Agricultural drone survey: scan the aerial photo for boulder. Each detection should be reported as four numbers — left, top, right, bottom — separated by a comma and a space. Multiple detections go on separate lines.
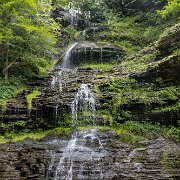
51, 7, 71, 27
134, 54, 180, 85
157, 23, 180, 52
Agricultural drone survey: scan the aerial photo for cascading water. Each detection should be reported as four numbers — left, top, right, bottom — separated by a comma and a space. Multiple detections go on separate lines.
46, 84, 106, 180
50, 42, 79, 90
62, 42, 79, 69
50, 42, 79, 127
69, 1, 79, 27
48, 26, 105, 179
71, 84, 96, 131
51, 75, 61, 90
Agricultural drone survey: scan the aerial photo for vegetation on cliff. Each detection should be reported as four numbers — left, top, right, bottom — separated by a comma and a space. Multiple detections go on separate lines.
0, 0, 179, 143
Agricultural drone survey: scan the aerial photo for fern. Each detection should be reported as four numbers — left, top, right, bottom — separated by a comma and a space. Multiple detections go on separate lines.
158, 0, 180, 19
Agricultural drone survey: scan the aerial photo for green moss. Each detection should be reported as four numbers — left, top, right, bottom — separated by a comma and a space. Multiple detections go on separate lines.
153, 101, 180, 113
113, 127, 145, 146
38, 59, 57, 76
0, 127, 71, 144
163, 126, 180, 141
113, 121, 180, 144
98, 74, 180, 123
0, 121, 26, 132
81, 63, 115, 70
26, 90, 41, 110
113, 122, 150, 146
161, 151, 180, 171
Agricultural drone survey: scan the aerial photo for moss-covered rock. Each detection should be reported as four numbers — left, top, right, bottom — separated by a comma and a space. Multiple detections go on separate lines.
157, 23, 180, 52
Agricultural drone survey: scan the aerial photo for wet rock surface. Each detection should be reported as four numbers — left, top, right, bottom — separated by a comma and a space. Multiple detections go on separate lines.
0, 67, 104, 132
0, 130, 179, 180
31, 68, 101, 127
1, 58, 179, 130
57, 41, 125, 67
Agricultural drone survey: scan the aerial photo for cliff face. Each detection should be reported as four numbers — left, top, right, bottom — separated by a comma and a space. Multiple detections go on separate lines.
0, 2, 179, 180
98, 23, 180, 126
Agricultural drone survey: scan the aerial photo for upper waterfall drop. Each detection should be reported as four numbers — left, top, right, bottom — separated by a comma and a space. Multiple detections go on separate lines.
50, 42, 78, 90
62, 42, 79, 69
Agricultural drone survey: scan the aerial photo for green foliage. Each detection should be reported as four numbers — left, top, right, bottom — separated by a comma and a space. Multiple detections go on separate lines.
0, 0, 59, 79
81, 63, 115, 70
52, 0, 70, 7
120, 121, 162, 137
57, 113, 72, 127
63, 25, 78, 41
158, 0, 180, 19
0, 127, 71, 144
104, 0, 144, 16
73, 0, 106, 23
0, 76, 24, 103
164, 126, 180, 141
113, 121, 180, 146
94, 12, 169, 53
98, 74, 180, 124
0, 121, 26, 132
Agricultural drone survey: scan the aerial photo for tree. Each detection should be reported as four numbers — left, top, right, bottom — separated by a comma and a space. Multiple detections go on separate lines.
0, 0, 59, 81
52, 0, 70, 8
103, 0, 144, 16
71, 0, 105, 23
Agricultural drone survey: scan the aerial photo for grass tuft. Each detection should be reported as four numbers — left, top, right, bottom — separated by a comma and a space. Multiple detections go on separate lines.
26, 90, 41, 110
0, 127, 71, 144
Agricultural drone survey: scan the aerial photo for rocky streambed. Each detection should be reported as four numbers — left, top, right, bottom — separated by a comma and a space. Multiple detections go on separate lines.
0, 130, 180, 180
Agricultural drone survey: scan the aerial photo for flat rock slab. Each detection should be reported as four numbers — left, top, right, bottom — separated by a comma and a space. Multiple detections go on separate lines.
0, 131, 179, 180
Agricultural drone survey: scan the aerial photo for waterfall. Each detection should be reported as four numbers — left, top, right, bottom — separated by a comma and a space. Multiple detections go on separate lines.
51, 42, 78, 90
50, 42, 79, 126
47, 84, 105, 180
82, 30, 86, 37
62, 42, 79, 69
69, 1, 81, 27
52, 131, 105, 180
51, 75, 61, 89
71, 84, 96, 134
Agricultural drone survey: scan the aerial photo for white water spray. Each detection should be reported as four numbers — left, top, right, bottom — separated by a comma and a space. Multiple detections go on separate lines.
71, 84, 96, 131
62, 42, 79, 69
49, 84, 105, 180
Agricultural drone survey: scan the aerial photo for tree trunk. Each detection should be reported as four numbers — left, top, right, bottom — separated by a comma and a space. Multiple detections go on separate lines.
4, 47, 9, 82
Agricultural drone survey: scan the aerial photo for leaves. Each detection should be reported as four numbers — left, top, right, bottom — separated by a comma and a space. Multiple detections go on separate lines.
158, 0, 180, 19
0, 0, 59, 79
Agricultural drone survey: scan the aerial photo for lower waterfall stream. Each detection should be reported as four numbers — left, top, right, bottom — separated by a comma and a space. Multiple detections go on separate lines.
46, 84, 106, 180
48, 43, 106, 179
